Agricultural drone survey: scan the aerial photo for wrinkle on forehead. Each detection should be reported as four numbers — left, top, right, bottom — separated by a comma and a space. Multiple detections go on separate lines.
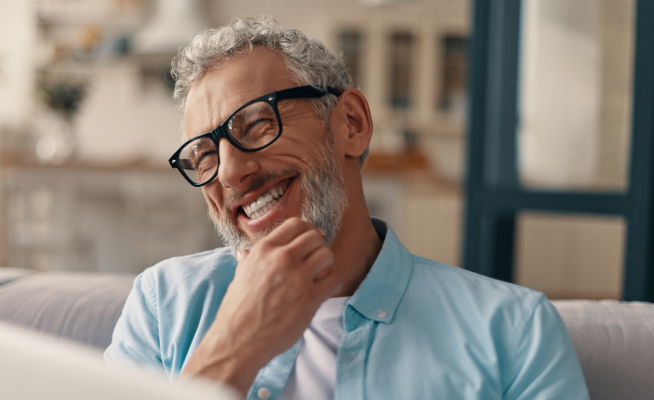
183, 48, 295, 140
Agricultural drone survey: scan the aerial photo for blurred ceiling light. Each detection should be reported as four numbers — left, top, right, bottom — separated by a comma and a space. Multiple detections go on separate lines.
132, 0, 204, 55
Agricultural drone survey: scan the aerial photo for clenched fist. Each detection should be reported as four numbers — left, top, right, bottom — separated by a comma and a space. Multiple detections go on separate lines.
182, 218, 342, 397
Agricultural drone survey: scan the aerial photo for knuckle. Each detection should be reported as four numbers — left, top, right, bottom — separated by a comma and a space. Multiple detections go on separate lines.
259, 234, 276, 247
317, 246, 334, 261
300, 229, 324, 247
287, 273, 306, 288
286, 217, 304, 227
307, 229, 323, 240
273, 248, 294, 266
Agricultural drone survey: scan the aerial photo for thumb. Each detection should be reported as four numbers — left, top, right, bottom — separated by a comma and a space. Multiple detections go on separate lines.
236, 249, 250, 263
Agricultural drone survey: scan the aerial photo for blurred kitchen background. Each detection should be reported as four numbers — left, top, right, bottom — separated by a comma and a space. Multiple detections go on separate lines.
0, 0, 640, 300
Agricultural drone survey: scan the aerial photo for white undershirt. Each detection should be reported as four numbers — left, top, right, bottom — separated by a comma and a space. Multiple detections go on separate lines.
279, 296, 351, 400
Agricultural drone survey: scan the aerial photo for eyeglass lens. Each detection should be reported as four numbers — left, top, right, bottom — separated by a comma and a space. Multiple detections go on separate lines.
179, 137, 218, 185
228, 101, 280, 149
177, 101, 281, 185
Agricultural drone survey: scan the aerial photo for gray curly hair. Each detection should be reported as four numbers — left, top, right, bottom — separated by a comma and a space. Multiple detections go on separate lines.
171, 16, 369, 166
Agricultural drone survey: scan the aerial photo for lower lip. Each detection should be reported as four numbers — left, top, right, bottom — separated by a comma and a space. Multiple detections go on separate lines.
237, 178, 297, 234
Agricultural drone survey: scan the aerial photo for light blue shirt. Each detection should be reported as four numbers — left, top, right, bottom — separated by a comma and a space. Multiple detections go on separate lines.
105, 219, 589, 399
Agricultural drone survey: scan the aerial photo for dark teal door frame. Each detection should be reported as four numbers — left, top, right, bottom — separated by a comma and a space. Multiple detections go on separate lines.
462, 0, 654, 301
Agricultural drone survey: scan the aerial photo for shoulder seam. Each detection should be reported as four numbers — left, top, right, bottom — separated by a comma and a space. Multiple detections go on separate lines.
141, 271, 162, 361
138, 271, 160, 324
503, 292, 546, 392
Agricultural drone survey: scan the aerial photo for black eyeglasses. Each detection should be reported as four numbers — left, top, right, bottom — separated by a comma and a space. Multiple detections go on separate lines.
169, 85, 342, 187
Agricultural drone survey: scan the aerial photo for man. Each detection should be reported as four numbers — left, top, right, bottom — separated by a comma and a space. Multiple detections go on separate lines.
106, 17, 589, 400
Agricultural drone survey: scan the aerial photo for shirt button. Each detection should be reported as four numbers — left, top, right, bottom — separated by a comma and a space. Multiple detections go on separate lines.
257, 387, 271, 399
378, 310, 387, 318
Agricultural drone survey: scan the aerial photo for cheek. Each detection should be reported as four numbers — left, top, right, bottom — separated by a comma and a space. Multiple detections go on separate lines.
272, 124, 329, 161
201, 185, 226, 212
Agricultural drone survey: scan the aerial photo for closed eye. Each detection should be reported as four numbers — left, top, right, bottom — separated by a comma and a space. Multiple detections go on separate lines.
194, 149, 217, 169
246, 118, 273, 131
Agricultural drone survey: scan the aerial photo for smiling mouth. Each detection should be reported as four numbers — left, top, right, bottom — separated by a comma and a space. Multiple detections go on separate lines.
242, 179, 291, 219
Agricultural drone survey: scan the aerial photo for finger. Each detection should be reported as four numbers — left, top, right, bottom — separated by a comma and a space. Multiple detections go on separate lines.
315, 265, 332, 281
303, 246, 334, 277
312, 273, 342, 302
236, 249, 250, 263
264, 217, 314, 246
286, 229, 327, 262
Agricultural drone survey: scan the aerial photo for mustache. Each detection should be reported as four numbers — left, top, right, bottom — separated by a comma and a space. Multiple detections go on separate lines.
223, 166, 301, 210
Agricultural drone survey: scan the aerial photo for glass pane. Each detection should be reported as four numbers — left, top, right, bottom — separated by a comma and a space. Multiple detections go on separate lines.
179, 137, 218, 185
518, 0, 635, 191
439, 35, 469, 119
515, 212, 625, 299
338, 30, 364, 89
389, 31, 415, 109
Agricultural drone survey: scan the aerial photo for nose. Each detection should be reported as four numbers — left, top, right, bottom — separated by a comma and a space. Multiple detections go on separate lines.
216, 138, 259, 190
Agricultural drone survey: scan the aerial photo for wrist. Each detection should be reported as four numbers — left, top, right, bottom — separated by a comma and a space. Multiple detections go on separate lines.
182, 342, 264, 397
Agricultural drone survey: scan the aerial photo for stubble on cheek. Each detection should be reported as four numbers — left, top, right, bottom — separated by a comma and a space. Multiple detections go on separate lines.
207, 199, 255, 255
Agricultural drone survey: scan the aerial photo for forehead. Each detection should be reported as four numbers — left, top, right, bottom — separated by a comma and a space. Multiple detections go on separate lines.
184, 47, 295, 138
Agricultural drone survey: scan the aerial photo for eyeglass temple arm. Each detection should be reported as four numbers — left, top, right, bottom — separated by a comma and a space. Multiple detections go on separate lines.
275, 86, 342, 101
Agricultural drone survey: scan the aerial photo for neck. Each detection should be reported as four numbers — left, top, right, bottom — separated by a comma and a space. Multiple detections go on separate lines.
328, 185, 383, 297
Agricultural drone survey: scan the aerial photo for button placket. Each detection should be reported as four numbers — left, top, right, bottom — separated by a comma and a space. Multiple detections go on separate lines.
246, 341, 300, 400
335, 319, 374, 400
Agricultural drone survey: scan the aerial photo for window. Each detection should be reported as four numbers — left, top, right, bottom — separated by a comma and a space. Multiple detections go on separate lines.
462, 0, 654, 302
337, 30, 363, 88
389, 32, 414, 109
439, 35, 469, 116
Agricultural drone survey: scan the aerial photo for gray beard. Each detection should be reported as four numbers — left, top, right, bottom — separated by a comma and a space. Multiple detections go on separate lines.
208, 141, 348, 257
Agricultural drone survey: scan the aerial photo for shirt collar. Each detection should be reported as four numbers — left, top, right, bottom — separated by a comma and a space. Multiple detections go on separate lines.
344, 218, 413, 331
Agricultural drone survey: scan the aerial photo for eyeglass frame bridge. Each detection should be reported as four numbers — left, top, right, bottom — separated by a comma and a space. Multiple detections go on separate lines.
168, 85, 342, 187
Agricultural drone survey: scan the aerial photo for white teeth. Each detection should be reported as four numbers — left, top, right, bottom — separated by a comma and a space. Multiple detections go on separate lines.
243, 185, 287, 219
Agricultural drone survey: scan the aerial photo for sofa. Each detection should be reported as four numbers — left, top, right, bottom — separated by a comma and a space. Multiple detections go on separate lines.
0, 267, 652, 400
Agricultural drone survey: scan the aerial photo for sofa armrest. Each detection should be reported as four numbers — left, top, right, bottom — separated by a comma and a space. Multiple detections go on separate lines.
0, 272, 135, 350
553, 300, 654, 400
0, 267, 37, 286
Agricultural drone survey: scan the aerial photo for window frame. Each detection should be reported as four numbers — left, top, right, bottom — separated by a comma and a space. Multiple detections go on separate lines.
462, 0, 654, 301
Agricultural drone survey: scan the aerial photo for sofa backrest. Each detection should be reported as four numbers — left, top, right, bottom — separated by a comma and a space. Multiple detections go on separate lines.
553, 300, 654, 400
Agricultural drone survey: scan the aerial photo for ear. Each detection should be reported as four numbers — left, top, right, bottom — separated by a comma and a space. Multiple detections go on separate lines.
331, 89, 373, 161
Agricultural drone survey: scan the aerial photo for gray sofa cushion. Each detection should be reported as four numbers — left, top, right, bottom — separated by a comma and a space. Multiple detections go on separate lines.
0, 272, 135, 350
0, 267, 37, 286
553, 300, 654, 400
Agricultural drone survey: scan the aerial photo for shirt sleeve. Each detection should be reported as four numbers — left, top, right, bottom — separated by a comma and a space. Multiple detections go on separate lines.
503, 295, 590, 400
104, 272, 165, 375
